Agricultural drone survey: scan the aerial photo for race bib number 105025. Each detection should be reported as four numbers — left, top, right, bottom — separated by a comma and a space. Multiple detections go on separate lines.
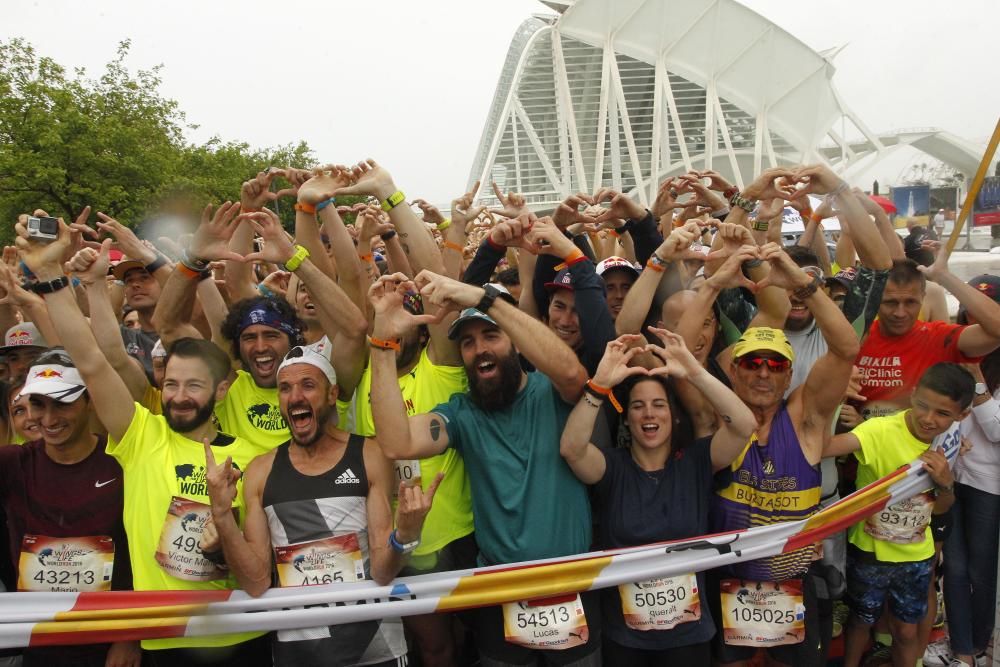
721, 579, 805, 647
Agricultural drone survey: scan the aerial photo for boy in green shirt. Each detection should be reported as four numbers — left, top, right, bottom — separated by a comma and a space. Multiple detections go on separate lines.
824, 362, 972, 667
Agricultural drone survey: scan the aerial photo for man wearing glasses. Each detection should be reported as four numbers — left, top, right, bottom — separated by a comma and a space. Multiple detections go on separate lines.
706, 244, 859, 666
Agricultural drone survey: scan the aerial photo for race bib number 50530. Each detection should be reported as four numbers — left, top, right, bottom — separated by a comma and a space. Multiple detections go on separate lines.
618, 573, 701, 631
721, 579, 805, 647
502, 594, 589, 650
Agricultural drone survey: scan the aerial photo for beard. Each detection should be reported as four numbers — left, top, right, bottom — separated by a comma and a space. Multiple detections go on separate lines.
163, 397, 216, 433
466, 349, 523, 412
286, 401, 336, 448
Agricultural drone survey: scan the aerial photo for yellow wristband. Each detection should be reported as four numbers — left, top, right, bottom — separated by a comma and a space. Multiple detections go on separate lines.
436, 218, 452, 231
381, 191, 406, 212
283, 245, 310, 272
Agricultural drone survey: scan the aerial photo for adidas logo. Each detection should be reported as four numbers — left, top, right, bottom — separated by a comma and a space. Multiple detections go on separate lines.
334, 469, 361, 484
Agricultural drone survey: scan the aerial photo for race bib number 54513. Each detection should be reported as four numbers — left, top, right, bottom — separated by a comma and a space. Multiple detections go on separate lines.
721, 579, 805, 647
502, 594, 589, 650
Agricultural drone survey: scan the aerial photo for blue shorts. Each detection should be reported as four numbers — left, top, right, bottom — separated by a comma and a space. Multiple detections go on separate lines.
845, 547, 933, 625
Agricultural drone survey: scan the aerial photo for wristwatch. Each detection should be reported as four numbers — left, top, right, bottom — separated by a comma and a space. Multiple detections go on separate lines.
475, 283, 503, 313
975, 382, 989, 396
389, 529, 420, 555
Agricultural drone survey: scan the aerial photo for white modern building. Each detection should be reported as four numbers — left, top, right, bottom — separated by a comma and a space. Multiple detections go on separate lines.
468, 0, 990, 211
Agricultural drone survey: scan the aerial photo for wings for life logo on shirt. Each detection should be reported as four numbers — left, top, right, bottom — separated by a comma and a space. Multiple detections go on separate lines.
246, 403, 287, 431
175, 461, 241, 497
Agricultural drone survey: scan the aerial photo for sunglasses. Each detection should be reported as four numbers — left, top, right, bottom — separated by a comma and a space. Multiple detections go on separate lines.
736, 356, 791, 373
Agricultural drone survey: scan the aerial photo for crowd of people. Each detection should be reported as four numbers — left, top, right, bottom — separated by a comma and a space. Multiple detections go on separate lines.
0, 159, 996, 667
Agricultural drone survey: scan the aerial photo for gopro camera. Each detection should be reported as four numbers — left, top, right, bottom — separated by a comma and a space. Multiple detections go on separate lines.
26, 216, 59, 242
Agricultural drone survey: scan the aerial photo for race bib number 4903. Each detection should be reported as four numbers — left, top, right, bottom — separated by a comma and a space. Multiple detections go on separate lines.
618, 573, 701, 631
274, 533, 365, 587
18, 535, 114, 592
156, 496, 227, 582
502, 594, 589, 650
721, 579, 805, 647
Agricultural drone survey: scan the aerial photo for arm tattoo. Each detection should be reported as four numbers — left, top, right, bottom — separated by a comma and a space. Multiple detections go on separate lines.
429, 418, 442, 441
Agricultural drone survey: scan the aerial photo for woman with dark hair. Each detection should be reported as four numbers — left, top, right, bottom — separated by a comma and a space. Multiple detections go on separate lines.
944, 275, 1000, 667
559, 329, 756, 665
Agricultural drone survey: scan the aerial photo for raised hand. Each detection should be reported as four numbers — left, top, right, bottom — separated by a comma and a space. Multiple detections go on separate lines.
204, 439, 241, 518
756, 198, 785, 222
652, 177, 685, 220
705, 245, 760, 292
64, 239, 112, 286
395, 472, 444, 543
369, 273, 440, 340
645, 327, 703, 380
741, 167, 799, 201
240, 169, 285, 211
188, 202, 244, 263
525, 216, 577, 258
0, 261, 43, 310
332, 159, 397, 201
920, 449, 954, 489
95, 212, 157, 263
412, 198, 446, 227
755, 242, 814, 291
788, 163, 846, 200
552, 193, 598, 229
916, 239, 951, 284
356, 206, 394, 249
490, 182, 529, 218
592, 335, 649, 388
298, 166, 352, 206
451, 181, 486, 227
241, 209, 295, 266
489, 214, 536, 253
594, 187, 646, 224
14, 209, 74, 277
413, 269, 485, 316
654, 221, 707, 262
697, 169, 735, 193
677, 173, 727, 212
259, 270, 291, 300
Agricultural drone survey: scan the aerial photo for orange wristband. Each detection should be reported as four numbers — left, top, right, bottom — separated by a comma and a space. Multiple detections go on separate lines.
177, 263, 205, 280
608, 229, 620, 239
368, 335, 400, 352
585, 379, 623, 413
554, 248, 586, 271
295, 202, 317, 214
809, 211, 823, 223
645, 258, 665, 273
443, 240, 464, 252
358, 252, 374, 263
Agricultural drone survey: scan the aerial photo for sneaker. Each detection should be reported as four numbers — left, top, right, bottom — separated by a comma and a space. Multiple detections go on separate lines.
948, 660, 973, 667
974, 652, 990, 667
923, 638, 954, 666
862, 642, 893, 667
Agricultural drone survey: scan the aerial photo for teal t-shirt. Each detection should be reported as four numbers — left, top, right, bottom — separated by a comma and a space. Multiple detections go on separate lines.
433, 372, 591, 565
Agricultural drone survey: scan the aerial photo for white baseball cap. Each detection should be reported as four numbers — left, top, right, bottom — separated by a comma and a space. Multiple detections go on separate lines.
20, 363, 87, 403
278, 346, 337, 385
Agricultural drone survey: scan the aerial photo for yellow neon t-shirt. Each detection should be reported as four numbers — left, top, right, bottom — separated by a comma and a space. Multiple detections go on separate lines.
141, 383, 162, 415
353, 347, 473, 557
214, 370, 289, 450
107, 403, 272, 650
848, 410, 936, 563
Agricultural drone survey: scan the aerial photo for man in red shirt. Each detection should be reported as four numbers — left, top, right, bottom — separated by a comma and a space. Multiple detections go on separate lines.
855, 254, 1000, 420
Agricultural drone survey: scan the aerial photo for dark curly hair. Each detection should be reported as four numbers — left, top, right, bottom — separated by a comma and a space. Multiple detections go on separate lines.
612, 374, 694, 453
220, 296, 306, 362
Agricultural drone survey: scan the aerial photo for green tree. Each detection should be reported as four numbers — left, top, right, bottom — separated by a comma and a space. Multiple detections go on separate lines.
0, 38, 315, 244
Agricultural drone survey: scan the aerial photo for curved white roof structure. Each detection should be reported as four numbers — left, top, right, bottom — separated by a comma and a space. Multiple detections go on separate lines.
468, 0, 990, 210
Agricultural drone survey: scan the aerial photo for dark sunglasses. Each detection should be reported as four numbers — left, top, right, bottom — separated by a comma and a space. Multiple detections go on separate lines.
736, 356, 791, 373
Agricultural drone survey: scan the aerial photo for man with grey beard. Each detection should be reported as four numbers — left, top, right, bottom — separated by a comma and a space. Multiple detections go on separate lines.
370, 271, 602, 667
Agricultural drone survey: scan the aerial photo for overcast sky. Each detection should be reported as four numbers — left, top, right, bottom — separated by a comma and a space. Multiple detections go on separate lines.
6, 0, 998, 205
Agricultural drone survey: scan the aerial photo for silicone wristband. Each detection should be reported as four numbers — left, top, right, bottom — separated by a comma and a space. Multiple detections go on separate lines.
315, 197, 336, 212
294, 202, 317, 214
283, 245, 310, 272
368, 335, 401, 352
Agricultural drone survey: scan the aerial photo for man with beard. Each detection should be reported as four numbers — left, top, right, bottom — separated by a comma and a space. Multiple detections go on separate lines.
18, 220, 273, 666
204, 345, 439, 667
370, 271, 600, 666
153, 203, 369, 451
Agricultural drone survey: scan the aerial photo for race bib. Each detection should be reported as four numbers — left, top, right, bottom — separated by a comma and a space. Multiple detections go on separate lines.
721, 579, 806, 647
502, 594, 589, 650
18, 535, 114, 592
274, 533, 365, 587
393, 460, 422, 500
156, 496, 228, 582
864, 491, 934, 544
618, 573, 701, 631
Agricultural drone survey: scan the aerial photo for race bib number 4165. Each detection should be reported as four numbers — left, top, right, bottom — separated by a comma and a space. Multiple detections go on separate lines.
274, 533, 365, 587
721, 579, 805, 647
502, 594, 589, 650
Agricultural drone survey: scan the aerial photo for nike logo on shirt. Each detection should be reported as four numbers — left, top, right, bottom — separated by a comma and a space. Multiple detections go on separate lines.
94, 479, 117, 488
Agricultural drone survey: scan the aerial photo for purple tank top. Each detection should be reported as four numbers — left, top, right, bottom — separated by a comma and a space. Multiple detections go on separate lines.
710, 402, 821, 581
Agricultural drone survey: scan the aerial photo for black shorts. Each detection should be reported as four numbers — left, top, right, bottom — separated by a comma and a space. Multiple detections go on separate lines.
931, 509, 952, 544
398, 532, 479, 577
707, 566, 825, 667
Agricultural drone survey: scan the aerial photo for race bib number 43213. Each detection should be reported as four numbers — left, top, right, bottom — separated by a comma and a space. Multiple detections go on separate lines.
618, 573, 701, 631
18, 535, 114, 592
721, 579, 805, 647
502, 594, 589, 650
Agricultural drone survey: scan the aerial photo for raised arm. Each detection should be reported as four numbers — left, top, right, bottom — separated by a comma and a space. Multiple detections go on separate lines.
560, 337, 646, 484
14, 220, 135, 441
368, 275, 451, 460
415, 269, 588, 403
65, 245, 150, 401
